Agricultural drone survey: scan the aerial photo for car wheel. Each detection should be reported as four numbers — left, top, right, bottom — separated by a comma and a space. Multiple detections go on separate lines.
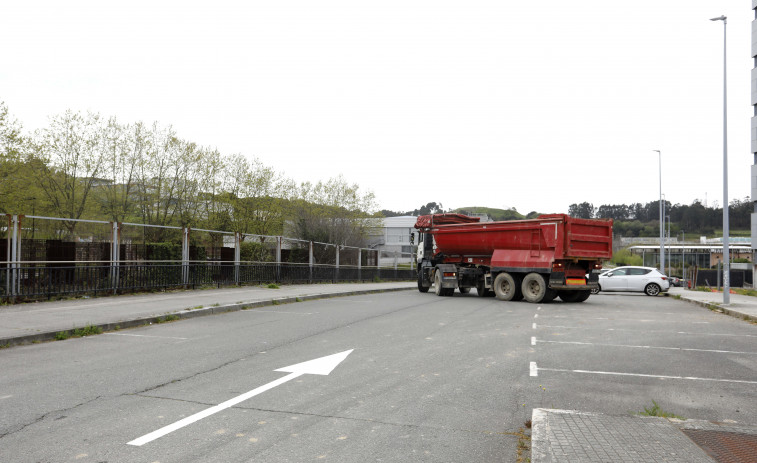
644, 283, 661, 296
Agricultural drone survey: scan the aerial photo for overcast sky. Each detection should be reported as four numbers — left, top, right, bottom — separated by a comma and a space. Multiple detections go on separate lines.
1, 1, 753, 215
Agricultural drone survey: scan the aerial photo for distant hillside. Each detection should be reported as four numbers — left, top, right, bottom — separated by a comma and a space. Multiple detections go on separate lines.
453, 207, 541, 221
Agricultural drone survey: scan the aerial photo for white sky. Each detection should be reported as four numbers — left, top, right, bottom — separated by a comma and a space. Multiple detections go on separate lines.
1, 1, 753, 215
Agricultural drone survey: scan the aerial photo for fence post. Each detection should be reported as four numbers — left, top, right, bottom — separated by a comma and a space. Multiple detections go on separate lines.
358, 248, 362, 282
110, 221, 121, 294
5, 215, 10, 298
9, 215, 21, 297
309, 241, 314, 282
276, 236, 282, 283
11, 215, 24, 296
234, 232, 242, 285
182, 227, 190, 286
335, 245, 340, 283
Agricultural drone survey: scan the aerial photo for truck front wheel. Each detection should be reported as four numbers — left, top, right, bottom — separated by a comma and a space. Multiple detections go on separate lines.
522, 273, 547, 303
417, 271, 429, 293
493, 273, 521, 301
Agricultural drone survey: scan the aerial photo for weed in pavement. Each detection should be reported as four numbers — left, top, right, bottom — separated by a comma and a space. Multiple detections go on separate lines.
636, 400, 684, 419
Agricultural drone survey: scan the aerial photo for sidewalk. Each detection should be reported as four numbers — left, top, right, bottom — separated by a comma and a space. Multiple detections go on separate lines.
532, 408, 757, 462
0, 282, 416, 347
667, 287, 757, 323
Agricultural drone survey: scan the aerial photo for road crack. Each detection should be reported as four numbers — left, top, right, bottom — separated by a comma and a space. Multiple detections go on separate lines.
0, 395, 103, 440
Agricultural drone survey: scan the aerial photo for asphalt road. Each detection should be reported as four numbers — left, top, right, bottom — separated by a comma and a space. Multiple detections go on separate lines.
1, 290, 755, 462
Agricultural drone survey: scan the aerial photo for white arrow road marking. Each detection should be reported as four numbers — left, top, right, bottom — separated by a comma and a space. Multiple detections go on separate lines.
530, 362, 538, 377
128, 349, 353, 446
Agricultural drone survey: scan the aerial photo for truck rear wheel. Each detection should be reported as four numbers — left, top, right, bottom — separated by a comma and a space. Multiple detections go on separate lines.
558, 290, 581, 302
433, 270, 454, 297
522, 273, 547, 303
493, 273, 521, 301
542, 289, 558, 303
476, 281, 493, 297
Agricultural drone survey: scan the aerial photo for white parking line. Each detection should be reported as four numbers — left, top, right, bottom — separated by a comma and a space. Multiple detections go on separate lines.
533, 338, 757, 355
105, 333, 189, 340
532, 323, 537, 330
252, 310, 315, 315
534, 314, 539, 319
534, 324, 757, 338
532, 365, 757, 385
545, 315, 705, 323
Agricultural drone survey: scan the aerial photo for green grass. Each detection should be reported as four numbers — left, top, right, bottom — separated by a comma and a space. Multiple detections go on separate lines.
713, 229, 750, 237
693, 286, 757, 297
636, 400, 684, 419
267, 283, 280, 289
156, 315, 180, 323
55, 324, 103, 341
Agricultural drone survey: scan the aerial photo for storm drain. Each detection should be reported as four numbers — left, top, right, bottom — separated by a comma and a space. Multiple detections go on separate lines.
682, 429, 757, 463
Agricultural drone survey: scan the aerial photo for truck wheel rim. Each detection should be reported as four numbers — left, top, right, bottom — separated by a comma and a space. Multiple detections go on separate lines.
527, 281, 539, 296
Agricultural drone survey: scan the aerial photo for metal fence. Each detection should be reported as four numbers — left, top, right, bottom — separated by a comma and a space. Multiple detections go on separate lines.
2, 214, 415, 302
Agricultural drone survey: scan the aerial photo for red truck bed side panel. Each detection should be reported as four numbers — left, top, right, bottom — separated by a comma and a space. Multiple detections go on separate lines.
418, 214, 612, 266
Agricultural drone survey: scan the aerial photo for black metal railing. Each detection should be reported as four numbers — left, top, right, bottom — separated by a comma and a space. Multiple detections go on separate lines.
0, 262, 414, 302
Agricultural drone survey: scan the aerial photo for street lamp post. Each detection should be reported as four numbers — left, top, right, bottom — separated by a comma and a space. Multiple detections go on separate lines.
682, 229, 685, 283
666, 215, 671, 276
654, 150, 664, 273
711, 15, 729, 304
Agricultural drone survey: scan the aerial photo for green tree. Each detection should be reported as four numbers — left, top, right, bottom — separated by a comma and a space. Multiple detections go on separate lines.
568, 202, 595, 219
292, 175, 378, 247
29, 110, 105, 233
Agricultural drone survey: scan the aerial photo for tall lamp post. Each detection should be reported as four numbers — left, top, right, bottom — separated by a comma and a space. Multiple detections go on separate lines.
711, 15, 729, 304
666, 215, 671, 276
654, 150, 664, 273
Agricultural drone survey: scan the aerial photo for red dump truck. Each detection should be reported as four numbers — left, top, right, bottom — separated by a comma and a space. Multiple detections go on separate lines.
414, 213, 613, 303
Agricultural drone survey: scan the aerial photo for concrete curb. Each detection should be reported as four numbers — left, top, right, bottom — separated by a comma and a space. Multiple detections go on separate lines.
0, 286, 414, 348
665, 293, 757, 323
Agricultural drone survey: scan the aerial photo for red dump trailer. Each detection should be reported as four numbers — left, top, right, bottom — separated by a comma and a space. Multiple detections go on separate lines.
414, 213, 613, 303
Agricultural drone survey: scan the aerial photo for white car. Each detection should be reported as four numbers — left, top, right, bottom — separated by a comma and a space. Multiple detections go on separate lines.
596, 266, 670, 296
